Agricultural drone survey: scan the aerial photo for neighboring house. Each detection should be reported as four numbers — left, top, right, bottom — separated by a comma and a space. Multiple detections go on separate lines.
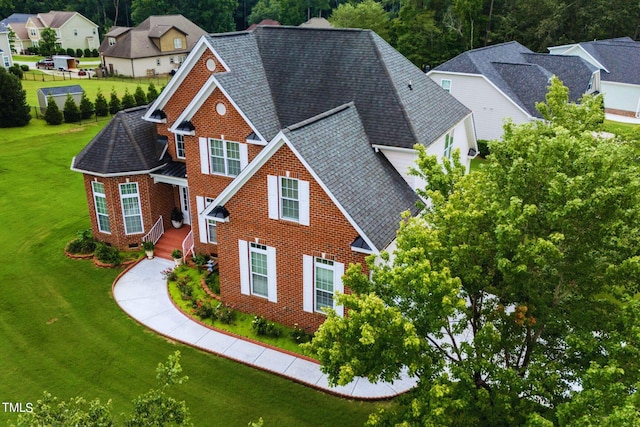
37, 85, 84, 114
247, 19, 280, 30
548, 37, 640, 118
72, 26, 476, 332
429, 41, 599, 141
0, 23, 12, 67
99, 15, 207, 77
25, 11, 99, 51
0, 13, 35, 54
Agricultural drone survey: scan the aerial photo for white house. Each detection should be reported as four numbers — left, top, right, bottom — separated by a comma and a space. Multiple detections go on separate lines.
0, 23, 13, 67
549, 37, 640, 118
25, 11, 99, 51
428, 41, 599, 141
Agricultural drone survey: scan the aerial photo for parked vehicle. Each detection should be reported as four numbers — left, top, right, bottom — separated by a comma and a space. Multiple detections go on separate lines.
36, 58, 54, 70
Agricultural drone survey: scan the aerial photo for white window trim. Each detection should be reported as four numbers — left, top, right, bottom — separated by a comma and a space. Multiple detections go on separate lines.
444, 132, 454, 159
92, 181, 110, 234
196, 196, 217, 244
267, 175, 310, 226
119, 182, 144, 235
199, 137, 248, 177
441, 79, 452, 93
279, 176, 299, 221
303, 255, 344, 316
239, 239, 277, 302
174, 37, 183, 49
175, 134, 185, 159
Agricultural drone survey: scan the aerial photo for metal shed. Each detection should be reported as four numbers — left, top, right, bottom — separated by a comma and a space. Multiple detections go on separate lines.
37, 85, 84, 114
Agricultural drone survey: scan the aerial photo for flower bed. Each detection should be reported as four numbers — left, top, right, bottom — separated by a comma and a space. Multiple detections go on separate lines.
166, 265, 314, 356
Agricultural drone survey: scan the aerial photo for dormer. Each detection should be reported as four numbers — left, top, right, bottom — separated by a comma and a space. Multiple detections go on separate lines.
148, 25, 188, 53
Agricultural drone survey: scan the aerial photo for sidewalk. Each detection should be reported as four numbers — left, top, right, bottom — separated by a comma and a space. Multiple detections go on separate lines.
112, 258, 418, 399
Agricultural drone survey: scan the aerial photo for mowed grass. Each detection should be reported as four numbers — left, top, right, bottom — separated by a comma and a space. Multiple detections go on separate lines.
0, 118, 386, 425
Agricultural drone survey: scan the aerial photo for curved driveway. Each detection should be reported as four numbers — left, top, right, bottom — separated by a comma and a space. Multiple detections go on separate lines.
112, 258, 418, 399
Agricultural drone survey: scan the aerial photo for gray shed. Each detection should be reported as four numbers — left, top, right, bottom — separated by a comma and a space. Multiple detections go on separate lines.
37, 85, 84, 114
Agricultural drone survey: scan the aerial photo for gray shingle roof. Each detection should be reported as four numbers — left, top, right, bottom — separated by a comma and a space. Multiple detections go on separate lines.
39, 85, 84, 97
0, 13, 34, 25
206, 26, 469, 148
283, 103, 421, 251
435, 41, 597, 117
573, 37, 640, 85
72, 106, 169, 175
100, 15, 206, 59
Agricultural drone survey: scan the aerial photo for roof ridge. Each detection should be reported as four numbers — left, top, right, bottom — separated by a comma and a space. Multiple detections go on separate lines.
285, 102, 354, 132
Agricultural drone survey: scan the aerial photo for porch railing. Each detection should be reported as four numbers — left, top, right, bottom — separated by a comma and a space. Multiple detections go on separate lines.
143, 216, 164, 245
182, 230, 194, 260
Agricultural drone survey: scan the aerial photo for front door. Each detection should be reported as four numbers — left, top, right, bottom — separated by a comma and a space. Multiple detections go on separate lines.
179, 186, 191, 225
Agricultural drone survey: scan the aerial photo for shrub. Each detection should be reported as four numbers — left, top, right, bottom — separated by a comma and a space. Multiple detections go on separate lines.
215, 303, 235, 324
67, 230, 97, 254
108, 88, 121, 114
94, 89, 109, 116
92, 48, 99, 57
477, 139, 490, 158
84, 48, 91, 58
63, 93, 80, 123
177, 276, 192, 300
8, 64, 23, 79
66, 48, 75, 57
79, 92, 94, 119
76, 48, 84, 58
121, 88, 136, 109
94, 242, 121, 265
0, 68, 30, 127
290, 324, 313, 344
44, 95, 63, 125
147, 82, 159, 103
194, 299, 216, 320
252, 316, 281, 337
19, 64, 29, 72
204, 272, 220, 294
133, 85, 147, 106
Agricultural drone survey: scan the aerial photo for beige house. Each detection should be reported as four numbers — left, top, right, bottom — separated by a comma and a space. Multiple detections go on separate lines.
0, 14, 35, 54
99, 15, 207, 77
25, 11, 99, 51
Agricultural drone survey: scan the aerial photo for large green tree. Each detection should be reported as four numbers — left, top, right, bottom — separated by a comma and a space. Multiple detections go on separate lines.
306, 78, 640, 425
38, 27, 59, 57
329, 0, 391, 41
0, 67, 30, 127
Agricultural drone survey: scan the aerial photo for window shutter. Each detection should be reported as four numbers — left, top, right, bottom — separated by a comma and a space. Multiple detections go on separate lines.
267, 246, 277, 303
303, 255, 313, 313
267, 175, 279, 220
238, 240, 250, 296
334, 261, 345, 317
199, 137, 209, 174
239, 143, 248, 171
299, 180, 310, 226
196, 196, 207, 243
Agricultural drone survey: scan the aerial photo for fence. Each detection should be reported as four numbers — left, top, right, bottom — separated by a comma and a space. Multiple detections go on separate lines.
22, 70, 171, 86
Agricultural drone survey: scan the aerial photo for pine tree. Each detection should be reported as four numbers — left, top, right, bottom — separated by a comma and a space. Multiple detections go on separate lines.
0, 67, 30, 127
79, 92, 94, 120
63, 93, 80, 123
147, 82, 159, 104
43, 95, 63, 125
94, 89, 108, 117
134, 85, 147, 106
121, 88, 136, 109
108, 88, 121, 115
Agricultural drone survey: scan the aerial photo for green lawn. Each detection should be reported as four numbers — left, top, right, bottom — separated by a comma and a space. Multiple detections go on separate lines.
0, 118, 386, 425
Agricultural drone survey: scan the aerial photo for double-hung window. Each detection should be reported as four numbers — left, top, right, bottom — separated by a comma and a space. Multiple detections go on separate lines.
267, 175, 309, 225
92, 181, 110, 233
196, 196, 217, 244
119, 182, 143, 234
303, 255, 344, 316
280, 177, 299, 221
205, 197, 216, 243
210, 139, 241, 176
250, 243, 268, 297
175, 134, 185, 159
238, 240, 277, 302
444, 132, 454, 159
314, 258, 334, 311
174, 38, 183, 49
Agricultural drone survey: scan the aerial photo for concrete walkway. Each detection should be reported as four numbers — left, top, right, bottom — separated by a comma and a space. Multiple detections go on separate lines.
112, 258, 418, 399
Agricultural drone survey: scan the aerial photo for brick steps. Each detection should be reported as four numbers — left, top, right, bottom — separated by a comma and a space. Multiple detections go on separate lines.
154, 225, 191, 260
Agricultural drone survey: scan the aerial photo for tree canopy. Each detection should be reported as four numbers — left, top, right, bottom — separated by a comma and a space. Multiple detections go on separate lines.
305, 78, 640, 425
0, 67, 30, 128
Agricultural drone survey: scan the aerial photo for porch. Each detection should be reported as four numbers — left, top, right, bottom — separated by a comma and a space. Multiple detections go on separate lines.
155, 225, 192, 260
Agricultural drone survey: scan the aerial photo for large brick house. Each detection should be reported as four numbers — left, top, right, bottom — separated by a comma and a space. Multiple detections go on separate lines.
72, 26, 477, 331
